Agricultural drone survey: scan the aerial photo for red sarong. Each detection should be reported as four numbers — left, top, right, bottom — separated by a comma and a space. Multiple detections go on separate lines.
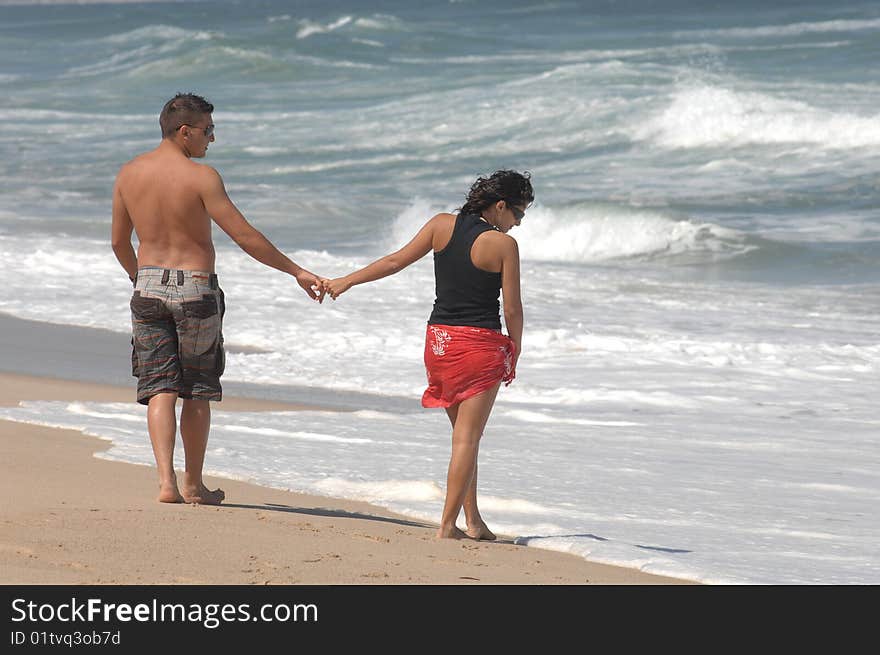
421, 324, 516, 409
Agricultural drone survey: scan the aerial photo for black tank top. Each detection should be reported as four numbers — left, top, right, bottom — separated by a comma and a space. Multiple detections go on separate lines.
427, 213, 502, 329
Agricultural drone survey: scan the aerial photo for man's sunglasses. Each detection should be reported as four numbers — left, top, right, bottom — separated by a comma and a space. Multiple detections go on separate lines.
183, 124, 214, 137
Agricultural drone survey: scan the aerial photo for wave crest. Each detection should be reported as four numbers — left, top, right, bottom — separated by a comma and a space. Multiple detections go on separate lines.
636, 84, 880, 150
514, 204, 751, 263
101, 24, 216, 44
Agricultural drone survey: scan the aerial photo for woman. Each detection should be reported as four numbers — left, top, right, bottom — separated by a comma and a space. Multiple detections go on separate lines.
323, 170, 533, 539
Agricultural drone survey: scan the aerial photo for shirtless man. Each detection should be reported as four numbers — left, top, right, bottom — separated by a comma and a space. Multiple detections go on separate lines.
111, 92, 324, 505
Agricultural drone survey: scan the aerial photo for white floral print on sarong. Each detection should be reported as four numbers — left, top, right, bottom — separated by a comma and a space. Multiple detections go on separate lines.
429, 326, 452, 356
500, 345, 513, 379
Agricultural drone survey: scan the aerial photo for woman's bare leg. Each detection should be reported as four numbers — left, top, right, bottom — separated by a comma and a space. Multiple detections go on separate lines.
437, 382, 501, 539
462, 457, 496, 540
444, 405, 496, 540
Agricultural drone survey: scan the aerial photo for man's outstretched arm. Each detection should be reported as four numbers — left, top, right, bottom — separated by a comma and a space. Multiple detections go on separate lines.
201, 166, 324, 302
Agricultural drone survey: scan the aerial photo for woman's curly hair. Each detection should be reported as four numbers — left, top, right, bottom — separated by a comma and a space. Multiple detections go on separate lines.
458, 170, 534, 216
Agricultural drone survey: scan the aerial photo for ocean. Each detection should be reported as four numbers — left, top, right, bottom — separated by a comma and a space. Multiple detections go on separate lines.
0, 0, 878, 584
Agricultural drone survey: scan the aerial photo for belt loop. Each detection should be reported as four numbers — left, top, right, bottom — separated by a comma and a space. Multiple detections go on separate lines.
177, 270, 184, 285
161, 269, 169, 285
210, 273, 218, 290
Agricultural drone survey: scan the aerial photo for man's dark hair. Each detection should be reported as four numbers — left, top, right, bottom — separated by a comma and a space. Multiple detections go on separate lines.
458, 170, 534, 216
159, 92, 214, 138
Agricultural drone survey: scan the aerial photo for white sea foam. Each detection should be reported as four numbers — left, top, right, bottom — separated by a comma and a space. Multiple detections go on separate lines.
353, 15, 403, 31
296, 16, 353, 39
1, 230, 876, 398
391, 39, 853, 68
241, 146, 291, 156
504, 409, 643, 427
100, 24, 216, 44
636, 84, 880, 150
351, 38, 384, 48
64, 402, 142, 422
512, 203, 752, 263
678, 17, 880, 39
63, 44, 183, 78
269, 153, 415, 174
0, 108, 149, 122
225, 425, 374, 444
314, 478, 443, 503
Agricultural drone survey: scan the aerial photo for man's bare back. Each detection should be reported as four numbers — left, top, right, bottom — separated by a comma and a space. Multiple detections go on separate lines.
115, 141, 218, 272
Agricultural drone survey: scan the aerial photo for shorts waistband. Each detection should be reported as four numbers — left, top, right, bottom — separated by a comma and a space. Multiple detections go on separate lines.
135, 267, 218, 289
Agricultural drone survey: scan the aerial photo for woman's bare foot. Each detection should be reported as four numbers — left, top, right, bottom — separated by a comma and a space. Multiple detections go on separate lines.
436, 525, 470, 539
466, 523, 497, 541
157, 482, 184, 504
182, 483, 225, 505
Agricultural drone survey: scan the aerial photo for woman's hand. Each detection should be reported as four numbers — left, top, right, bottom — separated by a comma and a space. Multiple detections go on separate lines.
322, 277, 353, 300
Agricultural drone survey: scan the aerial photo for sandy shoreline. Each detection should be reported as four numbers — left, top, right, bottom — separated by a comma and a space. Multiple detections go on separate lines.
0, 371, 691, 585
0, 309, 691, 584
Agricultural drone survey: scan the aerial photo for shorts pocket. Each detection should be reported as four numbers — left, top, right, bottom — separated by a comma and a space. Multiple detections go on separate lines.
182, 295, 219, 319
130, 292, 166, 320
179, 297, 221, 357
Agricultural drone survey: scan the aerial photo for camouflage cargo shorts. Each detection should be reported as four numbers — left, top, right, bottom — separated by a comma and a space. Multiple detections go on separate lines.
130, 267, 225, 405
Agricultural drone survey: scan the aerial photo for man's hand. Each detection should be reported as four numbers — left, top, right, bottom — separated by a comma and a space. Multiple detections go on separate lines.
295, 269, 326, 303
322, 277, 353, 301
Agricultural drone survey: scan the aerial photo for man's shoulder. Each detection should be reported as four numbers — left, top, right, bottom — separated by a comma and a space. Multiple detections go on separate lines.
181, 160, 221, 183
116, 152, 146, 174
116, 149, 160, 176
120, 152, 220, 180
194, 161, 221, 177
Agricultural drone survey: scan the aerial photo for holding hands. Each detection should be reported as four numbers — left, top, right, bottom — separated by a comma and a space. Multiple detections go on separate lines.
295, 268, 327, 303
321, 276, 353, 300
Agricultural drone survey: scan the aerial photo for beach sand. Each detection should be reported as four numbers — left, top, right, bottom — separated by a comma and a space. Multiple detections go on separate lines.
0, 313, 691, 585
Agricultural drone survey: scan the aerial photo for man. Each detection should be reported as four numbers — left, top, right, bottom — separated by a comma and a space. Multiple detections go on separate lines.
111, 92, 324, 505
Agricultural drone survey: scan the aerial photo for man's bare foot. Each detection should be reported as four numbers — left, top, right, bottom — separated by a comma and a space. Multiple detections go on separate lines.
157, 482, 184, 504
466, 523, 497, 541
182, 484, 225, 505
436, 525, 470, 539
